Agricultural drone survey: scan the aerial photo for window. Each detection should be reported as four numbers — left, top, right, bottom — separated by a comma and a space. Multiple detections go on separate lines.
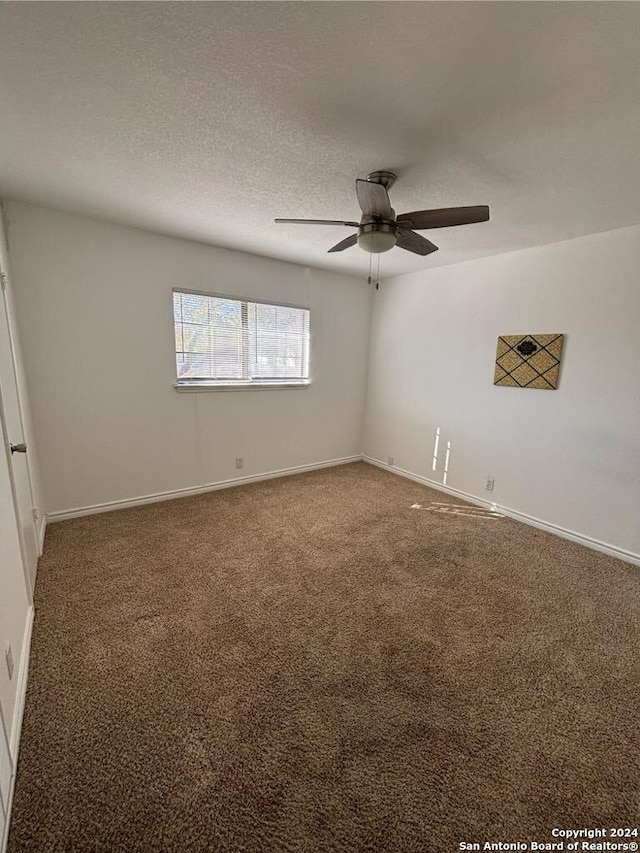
173, 289, 310, 388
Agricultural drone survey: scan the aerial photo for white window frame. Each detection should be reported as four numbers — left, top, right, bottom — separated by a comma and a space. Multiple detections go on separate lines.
172, 288, 311, 391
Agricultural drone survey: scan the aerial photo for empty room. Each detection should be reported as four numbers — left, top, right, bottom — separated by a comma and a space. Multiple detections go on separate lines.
0, 2, 639, 851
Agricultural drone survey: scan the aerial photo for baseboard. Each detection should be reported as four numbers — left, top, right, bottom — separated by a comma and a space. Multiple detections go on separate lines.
47, 455, 363, 523
363, 456, 640, 567
1, 605, 34, 853
364, 456, 495, 510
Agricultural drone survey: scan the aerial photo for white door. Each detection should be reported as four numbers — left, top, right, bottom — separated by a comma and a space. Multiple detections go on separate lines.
0, 696, 12, 842
0, 372, 32, 849
0, 261, 38, 595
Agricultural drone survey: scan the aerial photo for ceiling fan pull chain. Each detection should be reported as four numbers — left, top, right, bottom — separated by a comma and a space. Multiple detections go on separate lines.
375, 253, 380, 290
367, 249, 373, 285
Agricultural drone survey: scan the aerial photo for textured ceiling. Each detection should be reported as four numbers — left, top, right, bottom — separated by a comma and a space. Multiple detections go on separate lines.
1, 2, 640, 277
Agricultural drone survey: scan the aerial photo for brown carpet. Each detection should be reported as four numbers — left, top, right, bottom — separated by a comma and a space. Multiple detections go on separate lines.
8, 462, 640, 852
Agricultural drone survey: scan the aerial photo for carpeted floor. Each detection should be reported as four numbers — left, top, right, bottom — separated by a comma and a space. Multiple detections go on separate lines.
8, 462, 640, 852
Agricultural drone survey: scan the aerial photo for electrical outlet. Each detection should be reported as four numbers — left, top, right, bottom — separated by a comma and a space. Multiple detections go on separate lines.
235, 457, 244, 469
388, 456, 394, 466
5, 644, 14, 680
485, 477, 495, 492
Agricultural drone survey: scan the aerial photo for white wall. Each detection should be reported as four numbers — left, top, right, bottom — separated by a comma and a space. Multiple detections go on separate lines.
364, 225, 640, 558
5, 202, 372, 516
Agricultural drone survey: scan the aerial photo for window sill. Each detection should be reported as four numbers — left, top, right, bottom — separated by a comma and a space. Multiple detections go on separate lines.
174, 381, 311, 392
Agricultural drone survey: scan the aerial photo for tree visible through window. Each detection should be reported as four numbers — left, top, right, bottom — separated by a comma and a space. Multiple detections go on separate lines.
173, 290, 310, 386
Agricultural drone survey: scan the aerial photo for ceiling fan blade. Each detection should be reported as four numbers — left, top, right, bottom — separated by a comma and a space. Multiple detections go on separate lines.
395, 229, 439, 256
356, 179, 392, 219
275, 218, 359, 227
328, 234, 358, 253
397, 205, 490, 230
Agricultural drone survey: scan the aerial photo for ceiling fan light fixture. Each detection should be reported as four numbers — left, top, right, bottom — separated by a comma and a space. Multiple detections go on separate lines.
357, 223, 397, 254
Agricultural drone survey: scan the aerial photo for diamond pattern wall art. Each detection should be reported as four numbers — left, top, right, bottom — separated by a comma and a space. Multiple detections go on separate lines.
493, 334, 565, 389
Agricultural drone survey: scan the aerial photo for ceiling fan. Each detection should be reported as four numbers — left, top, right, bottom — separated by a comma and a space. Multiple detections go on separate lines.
275, 170, 489, 256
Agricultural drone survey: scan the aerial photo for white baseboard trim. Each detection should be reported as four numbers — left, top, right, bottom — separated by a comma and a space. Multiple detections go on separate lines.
1, 605, 34, 853
363, 456, 640, 567
47, 455, 364, 523
364, 456, 495, 510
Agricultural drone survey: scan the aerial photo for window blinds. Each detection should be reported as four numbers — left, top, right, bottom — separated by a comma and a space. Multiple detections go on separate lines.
173, 290, 310, 385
